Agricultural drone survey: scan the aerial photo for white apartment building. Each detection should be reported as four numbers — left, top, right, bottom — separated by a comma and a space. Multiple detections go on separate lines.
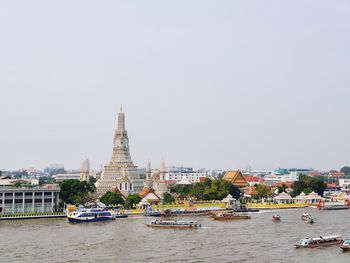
165, 167, 208, 184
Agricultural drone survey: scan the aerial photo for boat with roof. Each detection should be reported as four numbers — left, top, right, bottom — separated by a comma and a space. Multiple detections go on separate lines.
163, 208, 215, 217
340, 239, 350, 251
294, 235, 342, 248
146, 220, 201, 229
67, 208, 115, 223
212, 212, 251, 220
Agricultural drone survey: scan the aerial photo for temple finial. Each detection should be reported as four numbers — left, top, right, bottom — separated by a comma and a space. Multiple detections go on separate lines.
120, 104, 123, 112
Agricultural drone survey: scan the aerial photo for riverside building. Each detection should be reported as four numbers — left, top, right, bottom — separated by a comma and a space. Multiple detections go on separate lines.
95, 106, 144, 196
0, 185, 60, 214
165, 167, 208, 184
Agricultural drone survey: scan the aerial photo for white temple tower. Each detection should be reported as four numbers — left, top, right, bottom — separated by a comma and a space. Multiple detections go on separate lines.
80, 158, 90, 181
95, 106, 144, 196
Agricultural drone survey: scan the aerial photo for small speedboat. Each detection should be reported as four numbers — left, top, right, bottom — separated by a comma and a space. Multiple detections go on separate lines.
146, 220, 201, 229
295, 235, 342, 248
272, 214, 281, 222
67, 208, 115, 223
340, 239, 350, 251
301, 213, 314, 224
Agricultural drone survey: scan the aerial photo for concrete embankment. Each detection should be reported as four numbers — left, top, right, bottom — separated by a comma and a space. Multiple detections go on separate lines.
0, 213, 66, 220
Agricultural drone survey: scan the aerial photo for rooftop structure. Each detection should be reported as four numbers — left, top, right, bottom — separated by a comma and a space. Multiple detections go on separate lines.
223, 171, 249, 188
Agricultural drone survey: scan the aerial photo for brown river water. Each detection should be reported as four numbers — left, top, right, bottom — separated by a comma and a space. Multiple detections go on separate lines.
0, 208, 349, 263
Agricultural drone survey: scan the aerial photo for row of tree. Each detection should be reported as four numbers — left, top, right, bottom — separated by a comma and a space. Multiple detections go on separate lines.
100, 191, 141, 209
170, 178, 241, 200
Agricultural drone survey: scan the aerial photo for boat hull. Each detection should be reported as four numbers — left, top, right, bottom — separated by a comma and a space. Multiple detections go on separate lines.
233, 208, 259, 213
146, 224, 200, 229
67, 217, 115, 223
340, 246, 350, 251
114, 214, 128, 219
295, 240, 341, 248
213, 215, 251, 220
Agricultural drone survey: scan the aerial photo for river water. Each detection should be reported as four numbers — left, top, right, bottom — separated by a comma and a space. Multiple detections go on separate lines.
0, 208, 349, 263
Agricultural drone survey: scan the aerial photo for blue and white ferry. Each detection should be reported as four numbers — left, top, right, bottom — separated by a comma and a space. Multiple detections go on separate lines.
67, 208, 115, 223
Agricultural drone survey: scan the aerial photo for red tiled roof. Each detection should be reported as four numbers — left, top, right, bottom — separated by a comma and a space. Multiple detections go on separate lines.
329, 172, 345, 177
326, 184, 341, 188
197, 177, 207, 183
244, 176, 262, 182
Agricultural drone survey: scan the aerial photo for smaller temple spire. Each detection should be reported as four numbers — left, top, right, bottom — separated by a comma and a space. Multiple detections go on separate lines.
120, 104, 123, 113
117, 105, 125, 131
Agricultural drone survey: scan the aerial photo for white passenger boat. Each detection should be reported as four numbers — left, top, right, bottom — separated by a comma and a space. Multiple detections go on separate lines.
67, 208, 115, 223
295, 235, 342, 248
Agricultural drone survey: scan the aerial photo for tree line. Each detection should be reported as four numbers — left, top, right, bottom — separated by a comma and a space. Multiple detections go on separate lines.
170, 178, 241, 200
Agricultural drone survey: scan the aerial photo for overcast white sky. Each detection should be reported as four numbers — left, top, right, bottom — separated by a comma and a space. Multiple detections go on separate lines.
1, 1, 349, 171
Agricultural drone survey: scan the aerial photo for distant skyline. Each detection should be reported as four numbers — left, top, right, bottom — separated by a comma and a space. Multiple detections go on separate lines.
1, 1, 350, 171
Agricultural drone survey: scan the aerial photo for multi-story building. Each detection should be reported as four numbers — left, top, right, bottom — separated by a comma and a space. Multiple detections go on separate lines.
165, 167, 208, 184
53, 173, 81, 182
0, 185, 60, 214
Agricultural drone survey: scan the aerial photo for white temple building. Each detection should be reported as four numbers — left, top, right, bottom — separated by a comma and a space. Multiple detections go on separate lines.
95, 106, 144, 196
143, 159, 169, 198
80, 158, 90, 181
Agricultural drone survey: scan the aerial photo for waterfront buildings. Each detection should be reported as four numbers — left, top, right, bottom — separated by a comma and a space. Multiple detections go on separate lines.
96, 106, 144, 196
0, 185, 60, 214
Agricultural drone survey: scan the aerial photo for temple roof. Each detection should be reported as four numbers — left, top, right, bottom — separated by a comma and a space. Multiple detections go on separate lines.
223, 170, 249, 188
139, 186, 155, 198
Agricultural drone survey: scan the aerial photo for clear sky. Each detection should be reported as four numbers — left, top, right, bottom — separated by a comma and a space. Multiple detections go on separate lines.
1, 1, 349, 171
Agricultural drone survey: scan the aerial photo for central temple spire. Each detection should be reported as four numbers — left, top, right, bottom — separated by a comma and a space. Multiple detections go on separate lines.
96, 106, 144, 197
118, 105, 125, 131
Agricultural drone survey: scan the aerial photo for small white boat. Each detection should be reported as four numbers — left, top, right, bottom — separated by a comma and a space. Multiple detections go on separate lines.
272, 214, 281, 222
340, 239, 350, 251
301, 213, 314, 224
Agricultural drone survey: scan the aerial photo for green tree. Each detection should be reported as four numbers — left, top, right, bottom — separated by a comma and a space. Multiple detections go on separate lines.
253, 184, 272, 199
170, 184, 193, 199
162, 192, 175, 204
59, 179, 96, 205
126, 194, 141, 208
39, 176, 56, 186
191, 183, 205, 200
100, 191, 124, 206
291, 175, 327, 197
277, 184, 288, 194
